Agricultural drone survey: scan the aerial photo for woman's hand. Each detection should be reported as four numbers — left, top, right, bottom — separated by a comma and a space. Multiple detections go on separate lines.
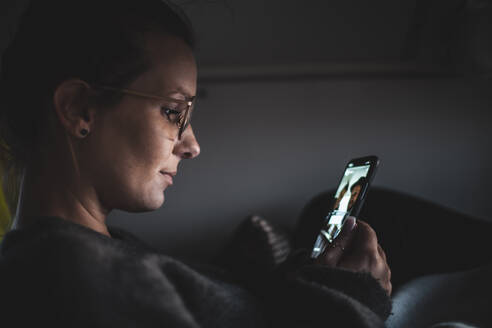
314, 217, 392, 295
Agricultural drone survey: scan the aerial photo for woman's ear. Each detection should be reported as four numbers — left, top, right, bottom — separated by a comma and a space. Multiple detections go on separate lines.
53, 79, 95, 138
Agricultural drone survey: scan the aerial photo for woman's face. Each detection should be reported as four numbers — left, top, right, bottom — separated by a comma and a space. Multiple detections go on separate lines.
348, 185, 362, 210
81, 33, 200, 212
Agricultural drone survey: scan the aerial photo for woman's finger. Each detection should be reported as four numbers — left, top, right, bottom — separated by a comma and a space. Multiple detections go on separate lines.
348, 220, 379, 259
332, 220, 392, 295
338, 220, 382, 272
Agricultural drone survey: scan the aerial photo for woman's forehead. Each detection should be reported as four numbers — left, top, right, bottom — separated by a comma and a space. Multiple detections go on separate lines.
132, 35, 197, 97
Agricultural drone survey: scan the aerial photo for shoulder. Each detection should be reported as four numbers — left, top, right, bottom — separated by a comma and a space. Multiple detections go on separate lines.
1, 217, 123, 265
0, 217, 205, 326
0, 216, 196, 281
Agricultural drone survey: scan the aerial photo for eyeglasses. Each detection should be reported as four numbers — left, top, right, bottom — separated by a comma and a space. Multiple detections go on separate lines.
92, 85, 195, 140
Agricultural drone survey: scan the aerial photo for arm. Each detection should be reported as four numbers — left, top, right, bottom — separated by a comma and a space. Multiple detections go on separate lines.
222, 216, 392, 327
263, 264, 390, 328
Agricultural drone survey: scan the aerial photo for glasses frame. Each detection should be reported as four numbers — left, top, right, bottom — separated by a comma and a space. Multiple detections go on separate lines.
92, 85, 195, 139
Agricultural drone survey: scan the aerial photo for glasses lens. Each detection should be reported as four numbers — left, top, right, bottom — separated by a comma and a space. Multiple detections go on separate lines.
178, 100, 194, 138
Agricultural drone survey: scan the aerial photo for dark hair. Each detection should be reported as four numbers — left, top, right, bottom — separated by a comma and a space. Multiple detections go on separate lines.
350, 177, 366, 191
339, 184, 348, 194
0, 0, 195, 169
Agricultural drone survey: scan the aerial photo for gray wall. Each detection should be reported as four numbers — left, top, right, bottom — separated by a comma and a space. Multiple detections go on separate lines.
108, 77, 492, 259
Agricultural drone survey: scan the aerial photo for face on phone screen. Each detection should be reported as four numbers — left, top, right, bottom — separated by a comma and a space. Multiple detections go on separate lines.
311, 162, 372, 258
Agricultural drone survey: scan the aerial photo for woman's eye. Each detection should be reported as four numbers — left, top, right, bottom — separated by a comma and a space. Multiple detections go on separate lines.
161, 107, 181, 124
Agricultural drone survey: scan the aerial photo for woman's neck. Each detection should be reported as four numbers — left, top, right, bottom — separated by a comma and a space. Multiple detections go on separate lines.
14, 160, 111, 237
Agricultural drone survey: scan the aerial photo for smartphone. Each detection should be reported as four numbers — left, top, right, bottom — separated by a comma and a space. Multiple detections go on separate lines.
311, 156, 380, 259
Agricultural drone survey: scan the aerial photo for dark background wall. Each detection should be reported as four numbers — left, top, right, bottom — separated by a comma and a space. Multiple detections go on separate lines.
1, 0, 491, 259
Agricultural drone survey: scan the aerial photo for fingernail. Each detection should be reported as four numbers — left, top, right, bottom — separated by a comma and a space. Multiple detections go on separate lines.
344, 216, 357, 232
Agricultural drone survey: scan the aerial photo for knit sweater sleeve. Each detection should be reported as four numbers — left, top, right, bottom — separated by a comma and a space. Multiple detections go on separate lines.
256, 266, 389, 328
216, 214, 392, 328
233, 246, 391, 328
110, 224, 391, 328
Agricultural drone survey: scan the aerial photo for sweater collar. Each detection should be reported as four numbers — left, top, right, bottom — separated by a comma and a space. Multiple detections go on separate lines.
0, 215, 151, 256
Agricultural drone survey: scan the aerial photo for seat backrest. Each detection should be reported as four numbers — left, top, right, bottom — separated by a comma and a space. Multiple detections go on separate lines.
293, 187, 492, 289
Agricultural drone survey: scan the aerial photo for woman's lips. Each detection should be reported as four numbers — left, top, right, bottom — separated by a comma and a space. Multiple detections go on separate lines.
159, 171, 175, 185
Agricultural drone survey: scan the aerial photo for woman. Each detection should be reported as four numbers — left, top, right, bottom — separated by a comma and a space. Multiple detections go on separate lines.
0, 0, 391, 327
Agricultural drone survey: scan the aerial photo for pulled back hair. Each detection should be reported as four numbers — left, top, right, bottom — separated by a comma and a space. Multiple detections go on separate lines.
350, 177, 367, 191
0, 0, 195, 170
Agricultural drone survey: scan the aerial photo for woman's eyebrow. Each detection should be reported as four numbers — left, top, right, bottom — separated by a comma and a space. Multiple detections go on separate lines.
170, 85, 195, 97
165, 90, 195, 101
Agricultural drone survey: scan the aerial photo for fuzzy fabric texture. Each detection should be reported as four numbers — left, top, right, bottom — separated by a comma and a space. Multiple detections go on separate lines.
0, 216, 391, 327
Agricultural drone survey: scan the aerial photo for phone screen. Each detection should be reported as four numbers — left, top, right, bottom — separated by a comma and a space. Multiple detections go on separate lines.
311, 156, 379, 258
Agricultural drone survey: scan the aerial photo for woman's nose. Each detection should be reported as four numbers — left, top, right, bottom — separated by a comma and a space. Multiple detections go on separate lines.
174, 125, 200, 159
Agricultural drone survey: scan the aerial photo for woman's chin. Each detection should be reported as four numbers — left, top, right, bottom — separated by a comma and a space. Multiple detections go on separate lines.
146, 193, 166, 211
122, 193, 165, 213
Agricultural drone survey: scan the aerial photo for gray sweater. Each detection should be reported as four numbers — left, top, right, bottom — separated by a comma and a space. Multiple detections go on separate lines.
0, 216, 391, 327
